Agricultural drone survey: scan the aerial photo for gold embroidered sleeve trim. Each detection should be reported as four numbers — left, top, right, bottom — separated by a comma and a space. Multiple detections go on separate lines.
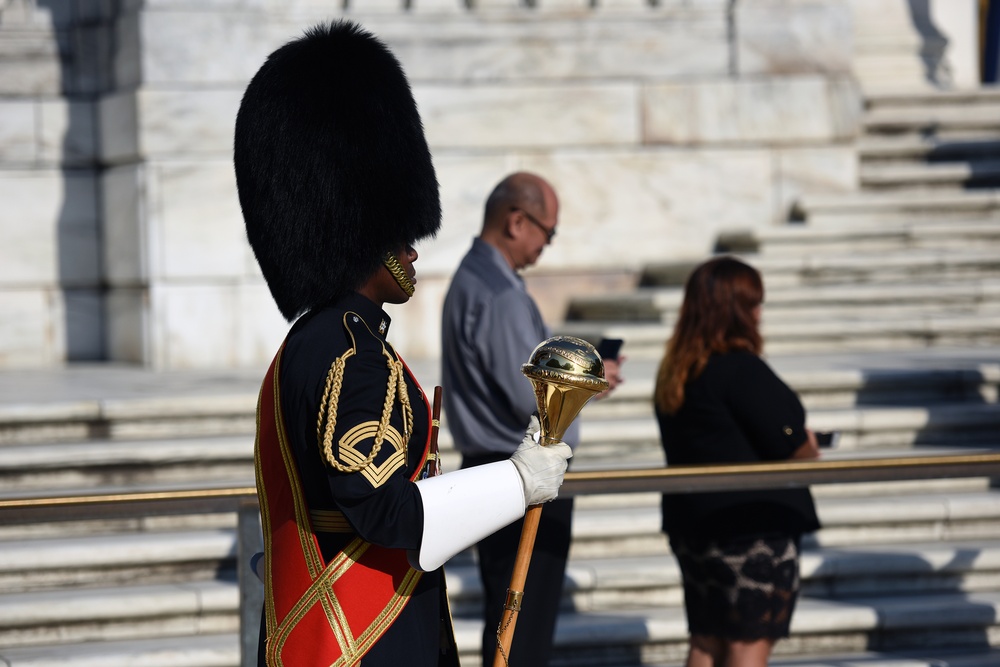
339, 421, 406, 488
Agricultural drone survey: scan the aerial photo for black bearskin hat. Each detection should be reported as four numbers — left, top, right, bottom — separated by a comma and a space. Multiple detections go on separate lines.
234, 21, 441, 321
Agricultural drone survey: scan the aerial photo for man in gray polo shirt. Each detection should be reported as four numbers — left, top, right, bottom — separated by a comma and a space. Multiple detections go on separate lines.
441, 171, 621, 667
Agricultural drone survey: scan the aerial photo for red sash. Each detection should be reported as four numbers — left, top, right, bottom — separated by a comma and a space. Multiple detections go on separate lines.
255, 347, 432, 666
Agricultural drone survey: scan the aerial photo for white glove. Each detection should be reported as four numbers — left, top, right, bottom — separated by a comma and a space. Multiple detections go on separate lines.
509, 416, 573, 506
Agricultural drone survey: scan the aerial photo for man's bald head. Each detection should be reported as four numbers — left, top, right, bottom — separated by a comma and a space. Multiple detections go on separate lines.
479, 172, 559, 271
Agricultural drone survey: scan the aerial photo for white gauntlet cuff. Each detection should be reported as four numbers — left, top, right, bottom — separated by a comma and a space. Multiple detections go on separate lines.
408, 461, 525, 571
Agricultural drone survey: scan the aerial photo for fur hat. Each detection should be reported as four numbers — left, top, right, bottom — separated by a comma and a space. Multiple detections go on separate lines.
234, 21, 441, 320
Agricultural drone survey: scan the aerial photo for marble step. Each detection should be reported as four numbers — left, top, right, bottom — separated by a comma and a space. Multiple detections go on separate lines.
859, 135, 1000, 164
860, 161, 1000, 190
6, 530, 1000, 652
3, 615, 1000, 667
863, 104, 1000, 136
0, 529, 237, 594
579, 403, 1000, 459
717, 220, 1000, 256
560, 313, 1000, 357
766, 650, 1000, 667
538, 591, 1000, 667
640, 249, 1000, 288
569, 490, 1000, 558
2, 401, 998, 494
865, 87, 1000, 108
0, 633, 239, 667
792, 189, 1000, 226
568, 281, 1000, 324
5, 487, 1000, 595
0, 393, 258, 446
588, 361, 1000, 413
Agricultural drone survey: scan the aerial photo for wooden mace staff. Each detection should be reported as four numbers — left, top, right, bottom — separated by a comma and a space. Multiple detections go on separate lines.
492, 337, 609, 667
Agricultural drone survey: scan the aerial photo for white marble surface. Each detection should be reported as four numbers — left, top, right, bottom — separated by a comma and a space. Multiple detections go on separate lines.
0, 1, 933, 369
415, 83, 640, 149
645, 76, 862, 144
102, 164, 146, 285
137, 89, 241, 157
0, 289, 61, 367
736, 0, 853, 76
0, 170, 98, 286
98, 92, 139, 163
0, 97, 96, 167
0, 101, 34, 162
146, 281, 286, 370
151, 161, 247, 280
105, 287, 148, 364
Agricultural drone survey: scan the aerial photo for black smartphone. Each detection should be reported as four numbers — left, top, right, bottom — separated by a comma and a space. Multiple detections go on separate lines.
815, 431, 840, 448
596, 337, 624, 361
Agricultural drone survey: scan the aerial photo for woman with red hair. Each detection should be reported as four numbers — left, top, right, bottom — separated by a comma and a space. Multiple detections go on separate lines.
654, 256, 821, 667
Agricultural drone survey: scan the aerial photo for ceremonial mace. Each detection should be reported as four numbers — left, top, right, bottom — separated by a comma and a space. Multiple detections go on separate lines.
493, 336, 609, 667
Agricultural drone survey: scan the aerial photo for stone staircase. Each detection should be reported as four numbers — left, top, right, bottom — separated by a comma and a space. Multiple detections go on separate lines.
4, 88, 1000, 667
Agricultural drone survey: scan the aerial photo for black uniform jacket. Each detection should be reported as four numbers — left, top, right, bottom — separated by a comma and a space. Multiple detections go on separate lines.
277, 292, 442, 666
656, 350, 821, 539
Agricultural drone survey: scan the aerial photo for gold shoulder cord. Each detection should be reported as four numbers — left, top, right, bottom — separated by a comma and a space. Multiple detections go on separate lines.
317, 313, 414, 473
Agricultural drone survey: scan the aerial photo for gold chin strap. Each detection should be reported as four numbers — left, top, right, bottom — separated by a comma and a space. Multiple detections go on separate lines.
383, 253, 415, 297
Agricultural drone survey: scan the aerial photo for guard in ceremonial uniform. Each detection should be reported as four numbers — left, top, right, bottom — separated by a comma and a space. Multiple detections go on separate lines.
233, 21, 574, 667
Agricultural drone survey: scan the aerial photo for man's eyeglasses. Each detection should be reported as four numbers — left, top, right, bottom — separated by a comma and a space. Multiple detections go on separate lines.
512, 207, 556, 242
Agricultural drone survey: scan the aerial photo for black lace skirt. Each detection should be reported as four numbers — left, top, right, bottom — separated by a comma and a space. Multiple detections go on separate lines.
669, 533, 801, 641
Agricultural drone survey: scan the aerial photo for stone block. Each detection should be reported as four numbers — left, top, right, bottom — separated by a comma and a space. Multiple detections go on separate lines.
775, 146, 858, 222
235, 282, 290, 366
410, 0, 465, 12
0, 35, 62, 96
377, 14, 727, 81
106, 287, 148, 364
112, 11, 143, 91
149, 280, 285, 369
137, 89, 242, 157
0, 289, 61, 367
415, 83, 639, 149
736, 0, 853, 76
139, 11, 728, 84
420, 154, 512, 276
150, 283, 239, 369
153, 161, 247, 280
419, 147, 773, 277
0, 101, 35, 163
536, 0, 591, 11
0, 170, 99, 287
102, 163, 146, 285
64, 288, 104, 361
470, 0, 523, 8
515, 147, 774, 266
40, 100, 98, 165
346, 0, 408, 11
140, 11, 294, 85
99, 92, 139, 164
644, 76, 862, 145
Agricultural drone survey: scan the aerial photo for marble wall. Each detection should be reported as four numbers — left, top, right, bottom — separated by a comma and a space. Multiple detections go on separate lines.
0, 0, 967, 368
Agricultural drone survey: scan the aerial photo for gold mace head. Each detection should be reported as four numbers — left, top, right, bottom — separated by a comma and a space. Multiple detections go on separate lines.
521, 335, 610, 446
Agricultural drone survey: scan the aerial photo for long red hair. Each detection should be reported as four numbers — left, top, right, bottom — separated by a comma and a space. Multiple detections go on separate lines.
654, 256, 764, 414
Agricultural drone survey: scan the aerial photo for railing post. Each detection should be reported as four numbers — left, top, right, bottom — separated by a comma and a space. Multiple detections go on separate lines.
238, 498, 264, 667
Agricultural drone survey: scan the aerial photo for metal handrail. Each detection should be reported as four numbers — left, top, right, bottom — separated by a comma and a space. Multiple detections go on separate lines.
5, 451, 1000, 513
5, 451, 1000, 667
